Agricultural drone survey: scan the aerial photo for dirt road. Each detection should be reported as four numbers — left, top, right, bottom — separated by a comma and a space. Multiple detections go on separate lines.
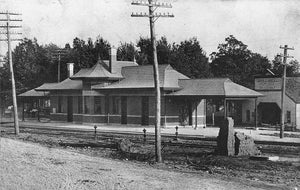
0, 137, 285, 190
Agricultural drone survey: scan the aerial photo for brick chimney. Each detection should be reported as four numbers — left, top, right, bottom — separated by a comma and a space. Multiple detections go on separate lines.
67, 63, 74, 77
109, 46, 117, 73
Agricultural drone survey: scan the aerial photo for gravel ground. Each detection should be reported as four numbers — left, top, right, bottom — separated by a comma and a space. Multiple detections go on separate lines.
0, 137, 285, 190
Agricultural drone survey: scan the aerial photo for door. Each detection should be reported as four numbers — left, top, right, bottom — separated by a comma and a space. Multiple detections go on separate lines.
141, 96, 149, 125
121, 96, 127, 124
67, 96, 73, 122
231, 101, 242, 125
258, 102, 280, 125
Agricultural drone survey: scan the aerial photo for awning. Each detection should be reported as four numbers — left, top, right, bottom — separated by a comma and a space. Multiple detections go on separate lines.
167, 78, 263, 98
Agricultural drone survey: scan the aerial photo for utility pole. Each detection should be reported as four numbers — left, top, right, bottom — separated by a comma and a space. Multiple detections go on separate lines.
51, 49, 68, 82
279, 45, 294, 139
131, 0, 174, 163
0, 11, 22, 135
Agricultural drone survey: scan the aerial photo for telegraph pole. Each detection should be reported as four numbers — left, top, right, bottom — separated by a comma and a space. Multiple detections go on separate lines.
279, 45, 294, 139
51, 49, 68, 82
0, 11, 22, 135
131, 0, 174, 163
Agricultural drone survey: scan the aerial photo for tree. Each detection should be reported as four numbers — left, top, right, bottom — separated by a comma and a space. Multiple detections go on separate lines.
67, 36, 110, 72
12, 38, 53, 91
210, 35, 271, 88
170, 37, 211, 78
117, 42, 136, 61
0, 38, 60, 105
157, 36, 172, 65
272, 55, 299, 76
136, 36, 172, 65
42, 43, 61, 81
0, 62, 11, 107
136, 37, 152, 65
94, 36, 110, 61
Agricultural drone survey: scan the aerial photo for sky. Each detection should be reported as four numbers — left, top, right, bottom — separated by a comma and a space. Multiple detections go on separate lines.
0, 0, 299, 62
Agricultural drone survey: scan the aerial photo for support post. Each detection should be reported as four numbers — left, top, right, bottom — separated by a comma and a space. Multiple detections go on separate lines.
37, 99, 40, 122
164, 96, 167, 127
255, 98, 257, 129
106, 96, 110, 124
22, 101, 25, 121
82, 96, 85, 114
195, 100, 198, 129
224, 98, 227, 119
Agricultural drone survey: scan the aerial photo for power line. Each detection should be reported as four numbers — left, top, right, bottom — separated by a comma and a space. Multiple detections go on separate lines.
51, 49, 69, 82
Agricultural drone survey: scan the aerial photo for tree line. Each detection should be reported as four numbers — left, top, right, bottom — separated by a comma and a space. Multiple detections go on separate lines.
0, 35, 299, 104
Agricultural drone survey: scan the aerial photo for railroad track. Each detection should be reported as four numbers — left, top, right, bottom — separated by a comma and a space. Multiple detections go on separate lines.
0, 124, 299, 156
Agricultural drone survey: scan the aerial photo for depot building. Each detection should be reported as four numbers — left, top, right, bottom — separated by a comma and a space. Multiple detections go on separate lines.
19, 48, 263, 127
250, 76, 300, 130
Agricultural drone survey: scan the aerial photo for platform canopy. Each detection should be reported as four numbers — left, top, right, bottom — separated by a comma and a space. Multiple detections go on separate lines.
167, 78, 263, 98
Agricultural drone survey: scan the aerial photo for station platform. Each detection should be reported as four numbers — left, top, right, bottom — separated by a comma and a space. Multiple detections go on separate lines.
1, 117, 300, 145
1, 119, 296, 145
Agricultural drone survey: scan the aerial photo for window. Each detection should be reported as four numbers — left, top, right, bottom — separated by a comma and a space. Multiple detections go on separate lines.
44, 99, 51, 108
286, 111, 291, 123
94, 97, 102, 114
112, 97, 120, 114
77, 96, 82, 114
246, 110, 250, 122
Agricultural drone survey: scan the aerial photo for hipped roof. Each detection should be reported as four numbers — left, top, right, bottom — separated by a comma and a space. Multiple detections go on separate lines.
35, 83, 58, 91
35, 78, 82, 91
168, 78, 263, 97
18, 89, 49, 97
286, 77, 300, 103
70, 60, 137, 80
92, 64, 189, 90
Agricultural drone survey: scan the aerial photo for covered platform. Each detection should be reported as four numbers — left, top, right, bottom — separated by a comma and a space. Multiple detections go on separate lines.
18, 89, 51, 121
167, 78, 263, 128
